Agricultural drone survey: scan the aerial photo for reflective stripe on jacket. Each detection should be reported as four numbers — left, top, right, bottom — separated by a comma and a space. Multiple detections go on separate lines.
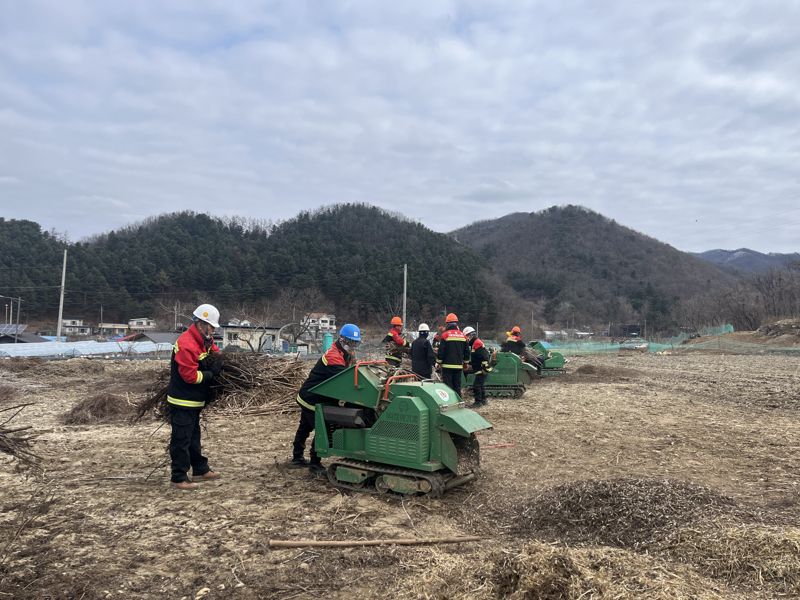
166, 323, 219, 409
436, 327, 470, 370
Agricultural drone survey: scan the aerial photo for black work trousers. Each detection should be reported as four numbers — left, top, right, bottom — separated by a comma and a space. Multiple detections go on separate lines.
472, 373, 487, 405
292, 406, 320, 464
441, 368, 462, 400
169, 406, 209, 483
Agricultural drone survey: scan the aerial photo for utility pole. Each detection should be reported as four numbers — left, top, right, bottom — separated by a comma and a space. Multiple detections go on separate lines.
173, 301, 179, 331
55, 249, 67, 341
14, 297, 21, 343
402, 263, 407, 334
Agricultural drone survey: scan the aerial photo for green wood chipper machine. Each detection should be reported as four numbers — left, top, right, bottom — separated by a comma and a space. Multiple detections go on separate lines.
461, 342, 567, 398
309, 361, 492, 496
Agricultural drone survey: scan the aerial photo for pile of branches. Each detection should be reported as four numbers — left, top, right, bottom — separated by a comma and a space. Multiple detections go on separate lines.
0, 403, 41, 470
133, 353, 308, 422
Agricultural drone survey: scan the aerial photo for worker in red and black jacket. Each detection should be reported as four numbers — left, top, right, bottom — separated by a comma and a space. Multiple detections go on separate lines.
436, 313, 469, 398
382, 316, 410, 368
501, 326, 526, 356
167, 303, 222, 491
291, 323, 361, 474
463, 326, 492, 408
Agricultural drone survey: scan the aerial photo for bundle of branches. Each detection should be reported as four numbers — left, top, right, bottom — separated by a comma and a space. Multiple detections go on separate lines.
133, 353, 308, 422
0, 403, 41, 470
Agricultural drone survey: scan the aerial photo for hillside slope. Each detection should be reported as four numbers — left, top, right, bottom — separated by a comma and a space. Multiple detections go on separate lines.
694, 248, 800, 273
1, 205, 496, 326
453, 206, 738, 328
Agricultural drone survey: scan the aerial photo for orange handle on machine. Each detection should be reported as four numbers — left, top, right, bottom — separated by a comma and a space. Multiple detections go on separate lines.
382, 374, 418, 400
353, 360, 388, 387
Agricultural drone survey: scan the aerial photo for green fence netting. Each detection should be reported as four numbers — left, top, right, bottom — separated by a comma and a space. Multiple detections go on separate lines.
547, 324, 800, 355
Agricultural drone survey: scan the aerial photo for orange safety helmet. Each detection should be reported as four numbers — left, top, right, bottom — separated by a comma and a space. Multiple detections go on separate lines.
511, 325, 521, 334
390, 316, 403, 326
445, 313, 458, 323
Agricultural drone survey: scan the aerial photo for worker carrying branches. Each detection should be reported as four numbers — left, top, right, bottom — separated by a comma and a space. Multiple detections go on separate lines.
436, 313, 469, 398
167, 303, 223, 491
383, 316, 410, 368
291, 323, 362, 474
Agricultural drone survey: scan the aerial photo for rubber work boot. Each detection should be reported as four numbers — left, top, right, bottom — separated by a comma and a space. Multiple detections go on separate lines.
289, 457, 309, 468
173, 481, 200, 491
194, 470, 221, 481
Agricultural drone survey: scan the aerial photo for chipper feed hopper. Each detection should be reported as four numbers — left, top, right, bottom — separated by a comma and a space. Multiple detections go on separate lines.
309, 362, 492, 496
528, 341, 566, 377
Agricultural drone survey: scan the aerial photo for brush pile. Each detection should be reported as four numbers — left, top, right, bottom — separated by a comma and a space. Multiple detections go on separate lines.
63, 393, 133, 424
0, 403, 41, 470
133, 353, 308, 421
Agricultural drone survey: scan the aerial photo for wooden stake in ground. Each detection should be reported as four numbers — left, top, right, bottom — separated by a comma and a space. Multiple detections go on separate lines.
267, 536, 482, 549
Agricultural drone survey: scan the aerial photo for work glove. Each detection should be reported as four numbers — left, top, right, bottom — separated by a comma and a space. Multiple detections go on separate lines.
211, 362, 222, 377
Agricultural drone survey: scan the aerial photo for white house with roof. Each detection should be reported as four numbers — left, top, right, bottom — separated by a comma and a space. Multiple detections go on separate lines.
128, 317, 156, 331
61, 318, 92, 336
304, 312, 336, 335
98, 322, 129, 336
221, 321, 282, 352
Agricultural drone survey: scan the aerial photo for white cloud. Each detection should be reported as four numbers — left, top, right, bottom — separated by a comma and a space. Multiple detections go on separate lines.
1, 1, 799, 251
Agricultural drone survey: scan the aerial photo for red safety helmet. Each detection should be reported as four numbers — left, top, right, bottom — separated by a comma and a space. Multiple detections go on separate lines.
390, 316, 403, 326
445, 313, 458, 323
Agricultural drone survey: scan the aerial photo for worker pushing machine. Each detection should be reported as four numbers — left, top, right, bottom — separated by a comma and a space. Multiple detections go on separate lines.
436, 313, 469, 398
291, 323, 362, 473
383, 316, 410, 368
167, 303, 223, 490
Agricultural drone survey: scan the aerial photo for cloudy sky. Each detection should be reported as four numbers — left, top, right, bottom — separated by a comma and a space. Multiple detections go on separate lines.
1, 1, 799, 252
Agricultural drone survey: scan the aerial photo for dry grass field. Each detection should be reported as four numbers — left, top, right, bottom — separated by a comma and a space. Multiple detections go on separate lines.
1, 350, 800, 599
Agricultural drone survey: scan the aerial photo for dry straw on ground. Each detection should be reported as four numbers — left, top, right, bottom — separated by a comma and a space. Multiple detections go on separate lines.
658, 520, 800, 596
514, 478, 744, 549
133, 352, 307, 421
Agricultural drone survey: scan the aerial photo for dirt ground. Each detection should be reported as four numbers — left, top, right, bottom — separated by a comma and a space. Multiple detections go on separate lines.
1, 351, 800, 599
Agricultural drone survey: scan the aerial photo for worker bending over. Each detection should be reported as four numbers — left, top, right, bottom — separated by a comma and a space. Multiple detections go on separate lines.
501, 325, 526, 355
291, 324, 361, 474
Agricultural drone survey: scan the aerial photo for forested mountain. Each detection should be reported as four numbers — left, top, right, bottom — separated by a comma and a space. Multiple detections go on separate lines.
0, 206, 495, 327
693, 248, 800, 273
452, 206, 739, 330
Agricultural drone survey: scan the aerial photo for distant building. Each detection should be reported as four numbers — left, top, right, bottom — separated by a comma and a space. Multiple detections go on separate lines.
221, 322, 281, 352
98, 322, 128, 336
62, 318, 92, 336
128, 317, 156, 331
305, 313, 336, 336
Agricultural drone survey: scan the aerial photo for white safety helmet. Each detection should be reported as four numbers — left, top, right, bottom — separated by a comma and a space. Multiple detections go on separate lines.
193, 303, 220, 328
418, 323, 430, 332
462, 326, 476, 336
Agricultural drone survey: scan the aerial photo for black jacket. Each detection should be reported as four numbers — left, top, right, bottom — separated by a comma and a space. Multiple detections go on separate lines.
469, 338, 493, 375
410, 336, 436, 377
297, 342, 354, 410
436, 326, 470, 370
501, 336, 526, 356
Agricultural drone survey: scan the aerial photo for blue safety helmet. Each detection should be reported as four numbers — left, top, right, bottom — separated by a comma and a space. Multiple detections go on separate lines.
338, 323, 361, 343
